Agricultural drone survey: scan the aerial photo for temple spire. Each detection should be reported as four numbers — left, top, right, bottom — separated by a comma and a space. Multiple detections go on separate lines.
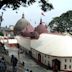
2, 12, 3, 16
40, 18, 42, 24
22, 13, 24, 18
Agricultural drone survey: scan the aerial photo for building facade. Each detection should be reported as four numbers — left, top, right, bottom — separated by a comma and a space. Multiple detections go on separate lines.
31, 48, 72, 71
14, 14, 72, 72
30, 34, 72, 72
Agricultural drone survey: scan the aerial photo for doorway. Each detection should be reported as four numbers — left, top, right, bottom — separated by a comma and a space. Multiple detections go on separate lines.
38, 53, 41, 63
52, 59, 61, 71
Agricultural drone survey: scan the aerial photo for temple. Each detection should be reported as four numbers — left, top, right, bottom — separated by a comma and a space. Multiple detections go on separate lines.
0, 14, 72, 72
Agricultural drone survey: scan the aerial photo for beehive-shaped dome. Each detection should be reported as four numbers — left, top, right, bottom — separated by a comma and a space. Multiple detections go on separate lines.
14, 14, 31, 35
21, 25, 34, 37
35, 19, 48, 34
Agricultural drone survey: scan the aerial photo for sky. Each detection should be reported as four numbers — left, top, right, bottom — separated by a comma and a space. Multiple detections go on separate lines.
0, 0, 72, 27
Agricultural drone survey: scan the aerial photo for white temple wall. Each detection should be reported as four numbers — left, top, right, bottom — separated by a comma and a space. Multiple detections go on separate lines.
31, 48, 72, 71
60, 57, 72, 71
31, 48, 37, 59
15, 36, 31, 50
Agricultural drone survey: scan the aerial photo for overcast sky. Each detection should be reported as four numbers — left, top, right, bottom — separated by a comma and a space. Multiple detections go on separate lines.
0, 0, 72, 27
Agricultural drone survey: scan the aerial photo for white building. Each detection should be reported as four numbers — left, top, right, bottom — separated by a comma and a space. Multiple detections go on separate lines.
14, 14, 72, 72
31, 33, 72, 71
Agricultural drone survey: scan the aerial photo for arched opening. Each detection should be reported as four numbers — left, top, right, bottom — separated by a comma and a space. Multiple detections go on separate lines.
38, 53, 41, 63
48, 62, 51, 69
52, 59, 61, 71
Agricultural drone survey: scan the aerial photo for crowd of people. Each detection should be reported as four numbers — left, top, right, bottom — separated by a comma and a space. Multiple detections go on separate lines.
0, 55, 33, 72
0, 55, 18, 72
0, 42, 33, 72
0, 57, 6, 72
24, 69, 32, 72
11, 55, 18, 72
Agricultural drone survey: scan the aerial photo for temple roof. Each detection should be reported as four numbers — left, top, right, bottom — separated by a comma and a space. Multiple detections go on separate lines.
21, 25, 34, 37
35, 19, 48, 34
14, 14, 32, 35
21, 26, 39, 39
31, 33, 72, 57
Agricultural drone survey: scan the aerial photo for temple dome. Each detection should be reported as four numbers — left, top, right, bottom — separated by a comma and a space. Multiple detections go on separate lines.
35, 19, 48, 34
14, 14, 32, 35
21, 25, 34, 37
21, 25, 39, 39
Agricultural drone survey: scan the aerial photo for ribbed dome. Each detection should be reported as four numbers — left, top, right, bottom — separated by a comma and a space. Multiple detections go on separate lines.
21, 25, 34, 37
21, 25, 39, 39
30, 31, 39, 39
35, 19, 48, 34
14, 14, 31, 35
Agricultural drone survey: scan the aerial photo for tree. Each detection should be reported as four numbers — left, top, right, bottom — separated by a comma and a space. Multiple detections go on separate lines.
48, 10, 72, 34
0, 32, 4, 36
0, 42, 8, 55
0, 0, 53, 12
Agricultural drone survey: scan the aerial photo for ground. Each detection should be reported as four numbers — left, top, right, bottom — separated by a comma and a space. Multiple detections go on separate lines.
6, 49, 50, 72
5, 46, 63, 72
19, 52, 63, 72
19, 52, 49, 72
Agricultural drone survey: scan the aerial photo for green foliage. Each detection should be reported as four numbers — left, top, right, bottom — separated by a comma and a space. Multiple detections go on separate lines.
0, 42, 8, 55
48, 10, 72, 34
0, 0, 53, 12
0, 32, 4, 36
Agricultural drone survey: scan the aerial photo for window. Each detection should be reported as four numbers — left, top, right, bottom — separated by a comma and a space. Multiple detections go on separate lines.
48, 56, 50, 58
45, 54, 46, 57
69, 65, 71, 69
48, 61, 51, 69
41, 57, 43, 62
48, 61, 49, 63
70, 59, 71, 62
64, 65, 67, 69
65, 59, 67, 62
48, 61, 50, 66
45, 60, 46, 63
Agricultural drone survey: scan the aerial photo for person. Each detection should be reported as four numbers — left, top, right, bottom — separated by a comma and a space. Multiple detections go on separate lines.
11, 55, 18, 72
22, 62, 25, 67
25, 69, 29, 72
30, 70, 32, 72
0, 58, 6, 72
1, 57, 7, 72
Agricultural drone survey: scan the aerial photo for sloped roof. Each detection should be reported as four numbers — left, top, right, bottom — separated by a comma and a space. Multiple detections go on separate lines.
35, 19, 48, 34
31, 33, 72, 57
